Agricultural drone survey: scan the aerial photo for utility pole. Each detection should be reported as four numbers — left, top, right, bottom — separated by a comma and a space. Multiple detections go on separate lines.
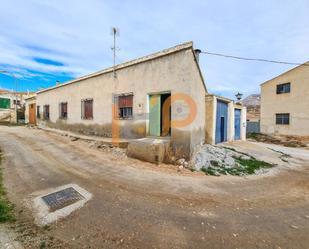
111, 27, 119, 78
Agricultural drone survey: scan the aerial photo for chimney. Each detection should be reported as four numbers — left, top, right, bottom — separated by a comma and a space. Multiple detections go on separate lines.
194, 49, 201, 63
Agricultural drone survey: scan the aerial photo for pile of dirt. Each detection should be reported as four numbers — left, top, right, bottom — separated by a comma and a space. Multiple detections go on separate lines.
191, 145, 273, 176
248, 133, 307, 148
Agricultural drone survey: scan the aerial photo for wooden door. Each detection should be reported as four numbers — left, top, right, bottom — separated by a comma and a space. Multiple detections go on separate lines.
29, 103, 36, 125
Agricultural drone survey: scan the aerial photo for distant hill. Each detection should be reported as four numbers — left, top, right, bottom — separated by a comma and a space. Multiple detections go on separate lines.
242, 94, 260, 122
242, 94, 261, 107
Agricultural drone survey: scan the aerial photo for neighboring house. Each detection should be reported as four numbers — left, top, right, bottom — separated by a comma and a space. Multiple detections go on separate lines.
242, 94, 261, 134
261, 62, 309, 136
0, 89, 24, 123
242, 94, 260, 122
0, 89, 35, 123
28, 42, 246, 162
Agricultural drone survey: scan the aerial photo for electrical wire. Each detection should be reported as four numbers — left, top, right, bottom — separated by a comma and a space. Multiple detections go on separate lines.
200, 51, 309, 66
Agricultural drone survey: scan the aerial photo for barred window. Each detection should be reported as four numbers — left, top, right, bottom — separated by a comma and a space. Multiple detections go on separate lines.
81, 99, 93, 119
276, 113, 289, 125
43, 105, 50, 120
59, 102, 68, 119
114, 94, 133, 119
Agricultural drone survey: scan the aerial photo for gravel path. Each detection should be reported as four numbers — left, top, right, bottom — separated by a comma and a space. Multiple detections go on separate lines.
0, 126, 309, 248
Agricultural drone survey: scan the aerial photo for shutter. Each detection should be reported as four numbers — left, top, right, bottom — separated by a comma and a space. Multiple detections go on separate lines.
84, 100, 93, 119
119, 95, 133, 108
0, 98, 11, 109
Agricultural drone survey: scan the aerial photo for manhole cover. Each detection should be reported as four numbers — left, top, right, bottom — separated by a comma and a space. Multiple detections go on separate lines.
42, 187, 84, 212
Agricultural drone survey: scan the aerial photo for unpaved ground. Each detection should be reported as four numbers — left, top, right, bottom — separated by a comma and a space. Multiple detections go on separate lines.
0, 126, 309, 248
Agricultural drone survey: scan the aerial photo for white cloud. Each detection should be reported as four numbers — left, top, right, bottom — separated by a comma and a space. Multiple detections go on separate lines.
0, 0, 308, 97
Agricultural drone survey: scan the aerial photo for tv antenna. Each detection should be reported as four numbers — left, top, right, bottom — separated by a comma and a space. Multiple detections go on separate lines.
111, 27, 120, 78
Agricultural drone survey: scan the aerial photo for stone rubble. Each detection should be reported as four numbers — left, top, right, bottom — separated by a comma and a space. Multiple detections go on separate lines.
191, 144, 250, 171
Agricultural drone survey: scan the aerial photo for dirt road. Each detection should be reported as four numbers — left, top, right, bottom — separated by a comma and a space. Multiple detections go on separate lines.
0, 126, 309, 248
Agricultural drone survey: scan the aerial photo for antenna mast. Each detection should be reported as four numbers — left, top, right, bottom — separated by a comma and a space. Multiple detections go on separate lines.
111, 27, 119, 78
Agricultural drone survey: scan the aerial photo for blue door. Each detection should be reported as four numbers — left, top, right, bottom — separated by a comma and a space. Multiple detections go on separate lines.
215, 100, 228, 144
234, 109, 241, 140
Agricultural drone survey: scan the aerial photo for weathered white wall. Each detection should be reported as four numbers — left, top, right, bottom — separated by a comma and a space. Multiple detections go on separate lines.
36, 46, 207, 159
261, 65, 309, 136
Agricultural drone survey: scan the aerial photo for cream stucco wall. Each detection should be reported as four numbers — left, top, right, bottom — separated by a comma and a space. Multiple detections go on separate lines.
261, 64, 309, 136
36, 46, 206, 159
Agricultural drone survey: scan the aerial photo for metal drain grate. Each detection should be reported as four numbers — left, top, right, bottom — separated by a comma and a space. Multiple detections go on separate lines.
42, 187, 84, 212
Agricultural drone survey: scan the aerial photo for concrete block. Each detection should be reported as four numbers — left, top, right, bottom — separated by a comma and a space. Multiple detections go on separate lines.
127, 137, 170, 164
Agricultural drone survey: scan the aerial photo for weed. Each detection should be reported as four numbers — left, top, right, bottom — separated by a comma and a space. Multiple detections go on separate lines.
267, 147, 291, 162
201, 167, 219, 176
233, 157, 273, 174
201, 157, 273, 176
200, 167, 207, 173
210, 160, 219, 167
222, 146, 254, 159
247, 132, 260, 140
40, 241, 46, 249
0, 150, 15, 222
268, 147, 291, 158
222, 146, 236, 152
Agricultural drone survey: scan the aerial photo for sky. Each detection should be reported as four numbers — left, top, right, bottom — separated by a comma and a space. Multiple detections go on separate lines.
0, 0, 308, 99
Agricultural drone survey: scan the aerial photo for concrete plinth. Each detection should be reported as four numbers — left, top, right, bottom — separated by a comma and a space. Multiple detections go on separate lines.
127, 137, 171, 164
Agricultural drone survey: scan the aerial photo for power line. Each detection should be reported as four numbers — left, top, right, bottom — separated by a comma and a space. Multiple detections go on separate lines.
200, 51, 309, 67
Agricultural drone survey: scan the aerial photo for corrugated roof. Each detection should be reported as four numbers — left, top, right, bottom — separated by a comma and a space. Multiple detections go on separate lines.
37, 41, 195, 94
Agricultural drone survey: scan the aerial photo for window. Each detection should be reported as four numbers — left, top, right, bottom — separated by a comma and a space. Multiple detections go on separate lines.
276, 83, 290, 94
59, 102, 68, 119
276, 113, 290, 125
43, 105, 50, 120
13, 100, 21, 106
0, 98, 10, 109
81, 99, 93, 119
37, 105, 40, 118
114, 94, 133, 119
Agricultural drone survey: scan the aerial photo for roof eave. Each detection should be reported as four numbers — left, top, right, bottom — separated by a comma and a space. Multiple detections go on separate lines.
37, 41, 194, 94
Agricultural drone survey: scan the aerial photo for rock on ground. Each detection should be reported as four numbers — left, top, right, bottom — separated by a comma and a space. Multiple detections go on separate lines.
191, 144, 250, 171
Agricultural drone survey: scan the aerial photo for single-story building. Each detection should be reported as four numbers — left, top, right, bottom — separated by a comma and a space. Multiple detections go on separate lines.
261, 61, 309, 137
26, 42, 246, 162
205, 94, 246, 144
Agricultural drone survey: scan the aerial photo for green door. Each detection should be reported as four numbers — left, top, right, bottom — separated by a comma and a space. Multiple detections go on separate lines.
149, 94, 161, 136
0, 98, 10, 109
